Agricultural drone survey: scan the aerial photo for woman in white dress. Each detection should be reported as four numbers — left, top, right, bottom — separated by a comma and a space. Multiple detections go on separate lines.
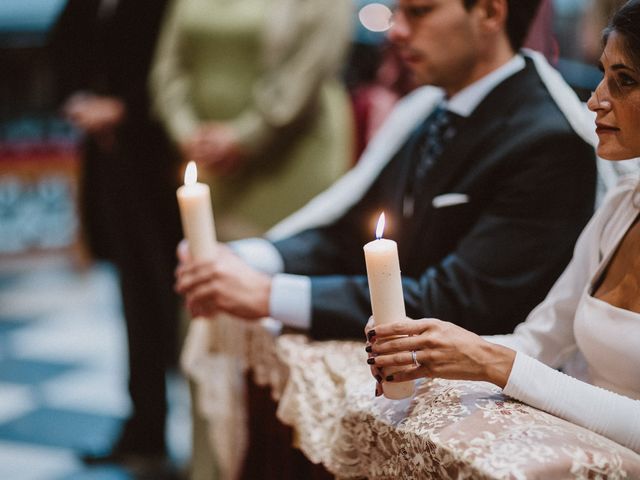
365, 0, 640, 454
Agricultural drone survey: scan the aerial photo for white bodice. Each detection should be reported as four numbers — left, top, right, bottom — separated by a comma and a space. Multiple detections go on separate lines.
575, 291, 640, 400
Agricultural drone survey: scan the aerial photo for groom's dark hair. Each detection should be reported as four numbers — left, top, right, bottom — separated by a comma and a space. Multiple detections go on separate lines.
462, 0, 544, 51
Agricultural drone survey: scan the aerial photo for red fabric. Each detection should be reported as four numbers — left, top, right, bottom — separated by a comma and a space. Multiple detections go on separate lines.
524, 0, 558, 63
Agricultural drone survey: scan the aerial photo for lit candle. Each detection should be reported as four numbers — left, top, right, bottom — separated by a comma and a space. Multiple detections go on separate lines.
176, 161, 217, 261
364, 212, 415, 400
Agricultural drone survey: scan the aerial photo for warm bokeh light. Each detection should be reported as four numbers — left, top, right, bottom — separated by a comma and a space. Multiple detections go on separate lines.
184, 161, 197, 186
358, 3, 392, 32
375, 212, 386, 239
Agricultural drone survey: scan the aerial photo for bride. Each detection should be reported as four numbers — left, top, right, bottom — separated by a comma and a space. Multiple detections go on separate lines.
366, 0, 640, 454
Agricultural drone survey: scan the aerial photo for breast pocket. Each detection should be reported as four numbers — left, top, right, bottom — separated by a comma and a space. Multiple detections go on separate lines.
432, 193, 469, 209
427, 195, 477, 253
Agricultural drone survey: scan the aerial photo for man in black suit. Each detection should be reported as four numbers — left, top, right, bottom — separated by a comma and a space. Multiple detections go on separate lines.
50, 0, 181, 463
175, 0, 596, 340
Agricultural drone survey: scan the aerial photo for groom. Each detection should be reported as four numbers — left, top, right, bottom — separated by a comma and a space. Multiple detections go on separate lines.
176, 0, 597, 339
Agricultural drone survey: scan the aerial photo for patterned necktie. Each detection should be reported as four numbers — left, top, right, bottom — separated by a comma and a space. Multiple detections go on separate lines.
403, 103, 460, 218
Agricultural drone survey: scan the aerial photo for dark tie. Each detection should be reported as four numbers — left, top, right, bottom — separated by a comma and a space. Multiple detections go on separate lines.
403, 103, 460, 217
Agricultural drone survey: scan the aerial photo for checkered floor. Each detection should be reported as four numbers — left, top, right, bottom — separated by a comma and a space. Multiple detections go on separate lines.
0, 256, 191, 480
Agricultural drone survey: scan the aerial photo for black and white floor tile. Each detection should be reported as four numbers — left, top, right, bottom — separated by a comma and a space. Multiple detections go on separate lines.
0, 257, 190, 480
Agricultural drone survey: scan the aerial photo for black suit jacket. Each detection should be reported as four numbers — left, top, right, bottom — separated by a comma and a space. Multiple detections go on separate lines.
49, 0, 180, 261
49, 0, 167, 126
274, 60, 597, 340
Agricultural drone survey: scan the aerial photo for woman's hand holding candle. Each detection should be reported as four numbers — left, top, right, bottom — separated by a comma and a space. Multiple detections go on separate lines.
367, 318, 516, 388
362, 213, 515, 391
363, 213, 415, 400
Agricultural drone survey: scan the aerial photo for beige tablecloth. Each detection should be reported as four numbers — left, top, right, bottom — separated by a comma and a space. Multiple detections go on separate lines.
182, 317, 640, 479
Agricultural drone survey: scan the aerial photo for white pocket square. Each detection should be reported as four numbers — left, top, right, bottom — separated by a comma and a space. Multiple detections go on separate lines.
432, 193, 470, 208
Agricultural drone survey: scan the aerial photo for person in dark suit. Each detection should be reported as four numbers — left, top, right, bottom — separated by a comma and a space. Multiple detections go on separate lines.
49, 0, 181, 463
175, 0, 597, 341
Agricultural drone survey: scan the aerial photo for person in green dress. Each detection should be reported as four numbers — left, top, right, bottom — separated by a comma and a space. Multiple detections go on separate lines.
150, 0, 354, 240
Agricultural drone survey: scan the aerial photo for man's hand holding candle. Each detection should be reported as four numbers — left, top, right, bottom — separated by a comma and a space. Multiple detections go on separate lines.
175, 161, 271, 320
175, 243, 272, 320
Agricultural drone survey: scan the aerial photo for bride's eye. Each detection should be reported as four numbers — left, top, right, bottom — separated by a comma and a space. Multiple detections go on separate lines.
617, 73, 638, 87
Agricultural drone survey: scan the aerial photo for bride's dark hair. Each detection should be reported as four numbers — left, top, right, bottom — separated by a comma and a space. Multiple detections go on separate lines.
605, 0, 640, 208
605, 0, 640, 70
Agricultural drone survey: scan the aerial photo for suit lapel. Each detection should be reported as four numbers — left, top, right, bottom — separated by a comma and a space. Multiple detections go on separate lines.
409, 60, 539, 223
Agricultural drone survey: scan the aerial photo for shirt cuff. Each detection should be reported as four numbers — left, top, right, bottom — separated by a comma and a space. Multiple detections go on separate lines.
229, 238, 284, 275
269, 273, 312, 330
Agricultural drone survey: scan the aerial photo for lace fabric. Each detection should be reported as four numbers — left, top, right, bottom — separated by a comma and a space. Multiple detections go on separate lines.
183, 318, 640, 479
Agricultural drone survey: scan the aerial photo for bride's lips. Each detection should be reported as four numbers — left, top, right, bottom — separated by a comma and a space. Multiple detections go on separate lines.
595, 122, 620, 135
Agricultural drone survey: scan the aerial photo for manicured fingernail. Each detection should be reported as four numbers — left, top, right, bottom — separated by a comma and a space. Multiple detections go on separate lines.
385, 375, 394, 382
367, 329, 377, 341
375, 374, 382, 383
367, 358, 376, 365
365, 345, 372, 353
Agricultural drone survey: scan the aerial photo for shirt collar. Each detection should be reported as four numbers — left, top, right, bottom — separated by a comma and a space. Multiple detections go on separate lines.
445, 54, 525, 118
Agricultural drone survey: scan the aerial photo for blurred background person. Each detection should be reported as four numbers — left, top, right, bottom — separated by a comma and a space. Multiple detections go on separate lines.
150, 1, 353, 478
524, 0, 556, 59
343, 0, 415, 159
49, 0, 183, 469
580, 0, 627, 63
150, 0, 354, 242
552, 0, 624, 101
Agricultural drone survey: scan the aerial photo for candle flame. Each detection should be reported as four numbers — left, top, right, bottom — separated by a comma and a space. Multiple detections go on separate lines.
184, 161, 197, 186
375, 212, 385, 239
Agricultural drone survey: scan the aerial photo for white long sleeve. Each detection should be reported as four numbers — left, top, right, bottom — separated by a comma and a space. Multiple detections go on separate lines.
505, 353, 640, 453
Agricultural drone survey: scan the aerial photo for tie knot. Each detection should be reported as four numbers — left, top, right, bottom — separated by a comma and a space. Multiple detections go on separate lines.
431, 103, 449, 123
429, 104, 458, 139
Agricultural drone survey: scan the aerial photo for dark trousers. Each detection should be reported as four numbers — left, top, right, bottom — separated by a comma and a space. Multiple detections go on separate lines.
241, 373, 333, 479
82, 125, 182, 448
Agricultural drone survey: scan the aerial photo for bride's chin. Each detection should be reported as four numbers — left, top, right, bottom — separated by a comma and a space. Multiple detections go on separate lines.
597, 144, 635, 162
599, 153, 637, 161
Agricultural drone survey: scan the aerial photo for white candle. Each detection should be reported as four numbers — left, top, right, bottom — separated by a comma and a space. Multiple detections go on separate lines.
364, 213, 415, 400
176, 161, 217, 261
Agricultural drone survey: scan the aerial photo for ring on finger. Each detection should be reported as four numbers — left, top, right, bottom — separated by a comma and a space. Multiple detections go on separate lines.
411, 350, 421, 367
